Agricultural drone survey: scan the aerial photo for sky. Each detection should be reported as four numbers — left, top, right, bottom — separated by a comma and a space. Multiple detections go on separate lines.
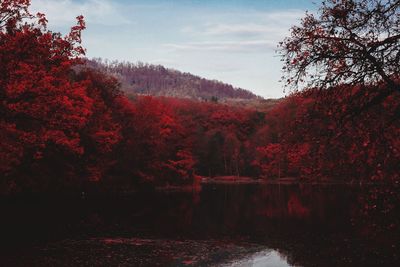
30, 0, 318, 98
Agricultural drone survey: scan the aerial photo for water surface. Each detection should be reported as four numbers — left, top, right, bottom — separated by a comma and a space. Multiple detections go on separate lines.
1, 183, 398, 266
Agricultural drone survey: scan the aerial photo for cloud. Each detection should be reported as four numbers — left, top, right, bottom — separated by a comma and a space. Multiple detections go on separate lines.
201, 10, 304, 37
260, 10, 305, 20
181, 10, 302, 34
171, 10, 304, 54
203, 23, 279, 37
164, 40, 276, 53
30, 0, 132, 26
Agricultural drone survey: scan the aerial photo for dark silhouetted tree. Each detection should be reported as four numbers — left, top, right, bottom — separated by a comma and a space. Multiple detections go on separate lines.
280, 0, 399, 95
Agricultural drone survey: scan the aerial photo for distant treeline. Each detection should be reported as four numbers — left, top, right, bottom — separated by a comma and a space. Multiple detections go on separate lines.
87, 58, 260, 101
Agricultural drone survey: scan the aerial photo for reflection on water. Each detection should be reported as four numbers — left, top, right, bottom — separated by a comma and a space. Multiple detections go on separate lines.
224, 250, 292, 267
0, 183, 399, 266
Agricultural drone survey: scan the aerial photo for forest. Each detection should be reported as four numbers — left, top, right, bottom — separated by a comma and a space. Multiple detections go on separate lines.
1, 0, 399, 195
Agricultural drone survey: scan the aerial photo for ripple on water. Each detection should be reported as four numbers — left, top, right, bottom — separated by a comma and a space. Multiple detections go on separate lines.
223, 250, 294, 267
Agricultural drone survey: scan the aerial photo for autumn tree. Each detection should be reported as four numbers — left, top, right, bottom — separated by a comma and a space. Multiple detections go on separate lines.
280, 0, 400, 97
0, 0, 125, 192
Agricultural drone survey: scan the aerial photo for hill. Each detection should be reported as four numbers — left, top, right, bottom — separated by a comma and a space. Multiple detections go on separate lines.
86, 58, 261, 101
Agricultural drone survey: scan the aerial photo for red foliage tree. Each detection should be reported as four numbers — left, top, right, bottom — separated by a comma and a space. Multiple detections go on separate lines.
0, 1, 89, 186
0, 1, 124, 191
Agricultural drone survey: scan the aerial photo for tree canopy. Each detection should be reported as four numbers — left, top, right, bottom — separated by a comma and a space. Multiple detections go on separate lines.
280, 0, 400, 93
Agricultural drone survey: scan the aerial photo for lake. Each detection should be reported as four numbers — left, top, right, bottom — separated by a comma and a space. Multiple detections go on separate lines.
0, 183, 399, 266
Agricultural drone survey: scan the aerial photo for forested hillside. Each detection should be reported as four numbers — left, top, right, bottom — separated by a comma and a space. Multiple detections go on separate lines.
1, 0, 399, 195
86, 58, 260, 101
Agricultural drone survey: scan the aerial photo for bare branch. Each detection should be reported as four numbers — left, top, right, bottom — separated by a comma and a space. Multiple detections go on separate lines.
279, 0, 400, 95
